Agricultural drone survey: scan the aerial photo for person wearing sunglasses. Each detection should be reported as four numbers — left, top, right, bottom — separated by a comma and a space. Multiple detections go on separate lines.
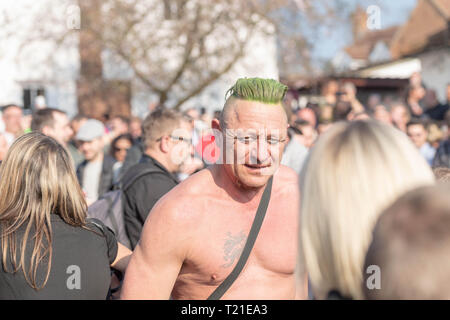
121, 108, 193, 250
110, 134, 133, 185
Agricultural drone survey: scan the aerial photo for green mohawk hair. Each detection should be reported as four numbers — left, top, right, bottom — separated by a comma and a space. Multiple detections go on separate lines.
225, 77, 288, 105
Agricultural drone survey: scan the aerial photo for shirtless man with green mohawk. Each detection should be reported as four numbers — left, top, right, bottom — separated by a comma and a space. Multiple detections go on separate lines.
121, 78, 307, 300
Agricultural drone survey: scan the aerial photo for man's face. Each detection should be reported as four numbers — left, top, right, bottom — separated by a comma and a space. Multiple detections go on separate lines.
391, 106, 409, 125
222, 100, 288, 190
374, 105, 392, 124
3, 106, 23, 134
129, 120, 142, 139
412, 86, 426, 100
446, 85, 450, 102
407, 124, 428, 148
78, 137, 104, 161
45, 112, 73, 147
111, 117, 129, 135
296, 108, 317, 127
167, 120, 193, 171
297, 125, 316, 149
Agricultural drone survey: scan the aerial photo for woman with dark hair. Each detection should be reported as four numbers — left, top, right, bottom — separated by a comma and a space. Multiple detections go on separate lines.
0, 132, 131, 299
110, 133, 133, 185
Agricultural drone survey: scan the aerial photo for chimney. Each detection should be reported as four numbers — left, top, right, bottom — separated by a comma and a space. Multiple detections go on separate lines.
351, 5, 368, 41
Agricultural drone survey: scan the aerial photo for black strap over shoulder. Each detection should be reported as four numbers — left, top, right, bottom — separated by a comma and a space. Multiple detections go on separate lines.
121, 165, 162, 191
207, 176, 274, 300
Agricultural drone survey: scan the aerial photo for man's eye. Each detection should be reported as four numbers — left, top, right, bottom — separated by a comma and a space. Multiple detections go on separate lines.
238, 136, 255, 143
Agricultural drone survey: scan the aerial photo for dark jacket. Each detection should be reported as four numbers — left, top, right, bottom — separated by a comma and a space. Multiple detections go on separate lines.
76, 155, 117, 199
433, 139, 450, 168
118, 139, 144, 182
122, 154, 179, 249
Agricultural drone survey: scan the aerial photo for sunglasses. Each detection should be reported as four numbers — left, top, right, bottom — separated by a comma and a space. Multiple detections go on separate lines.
156, 135, 193, 145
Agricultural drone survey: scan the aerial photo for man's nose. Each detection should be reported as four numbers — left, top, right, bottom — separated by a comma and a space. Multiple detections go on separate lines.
257, 138, 269, 162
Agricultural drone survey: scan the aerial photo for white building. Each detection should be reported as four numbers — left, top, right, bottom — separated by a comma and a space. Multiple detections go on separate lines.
0, 0, 279, 118
333, 0, 450, 104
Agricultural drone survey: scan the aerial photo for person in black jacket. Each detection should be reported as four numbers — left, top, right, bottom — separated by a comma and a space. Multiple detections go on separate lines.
122, 108, 192, 249
76, 119, 116, 205
0, 132, 131, 299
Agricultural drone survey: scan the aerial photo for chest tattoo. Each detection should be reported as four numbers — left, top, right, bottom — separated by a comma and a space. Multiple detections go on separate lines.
221, 231, 247, 268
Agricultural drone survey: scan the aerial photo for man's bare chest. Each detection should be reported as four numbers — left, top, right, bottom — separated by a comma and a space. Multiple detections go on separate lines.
178, 200, 297, 286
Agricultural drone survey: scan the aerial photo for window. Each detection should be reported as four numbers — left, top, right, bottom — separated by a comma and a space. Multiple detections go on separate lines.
22, 86, 46, 110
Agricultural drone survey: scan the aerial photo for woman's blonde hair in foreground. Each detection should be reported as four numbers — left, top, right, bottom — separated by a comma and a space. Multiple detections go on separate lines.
0, 132, 87, 289
299, 120, 435, 299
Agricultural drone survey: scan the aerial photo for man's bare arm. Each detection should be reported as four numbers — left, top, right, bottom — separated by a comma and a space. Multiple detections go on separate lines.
111, 243, 132, 273
120, 198, 190, 299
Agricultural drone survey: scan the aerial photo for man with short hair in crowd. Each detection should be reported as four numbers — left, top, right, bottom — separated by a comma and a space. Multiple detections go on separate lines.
1, 104, 23, 147
390, 102, 411, 133
31, 108, 73, 148
122, 108, 193, 249
292, 119, 317, 149
121, 78, 306, 300
129, 116, 143, 143
76, 119, 116, 205
364, 185, 450, 299
281, 126, 308, 175
340, 82, 365, 114
373, 104, 392, 125
109, 115, 130, 139
406, 119, 436, 165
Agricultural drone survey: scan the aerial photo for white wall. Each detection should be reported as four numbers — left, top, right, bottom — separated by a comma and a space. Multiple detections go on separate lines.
1, 1, 278, 118
419, 48, 450, 104
0, 0, 79, 116
357, 57, 421, 79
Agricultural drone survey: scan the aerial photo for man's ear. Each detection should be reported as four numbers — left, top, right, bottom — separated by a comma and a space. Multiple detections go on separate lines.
160, 136, 170, 154
42, 125, 52, 136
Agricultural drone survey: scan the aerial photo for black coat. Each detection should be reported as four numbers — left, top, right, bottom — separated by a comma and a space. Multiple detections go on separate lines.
121, 154, 179, 249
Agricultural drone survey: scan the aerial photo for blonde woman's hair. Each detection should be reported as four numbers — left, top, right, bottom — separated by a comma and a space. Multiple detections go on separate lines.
299, 120, 435, 299
0, 132, 87, 289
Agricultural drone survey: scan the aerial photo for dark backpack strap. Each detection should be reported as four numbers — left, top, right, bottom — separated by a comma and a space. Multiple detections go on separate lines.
207, 176, 273, 300
104, 191, 122, 233
121, 167, 162, 191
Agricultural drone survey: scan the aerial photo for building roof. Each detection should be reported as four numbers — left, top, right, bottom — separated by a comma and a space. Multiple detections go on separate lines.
390, 0, 450, 59
344, 26, 399, 60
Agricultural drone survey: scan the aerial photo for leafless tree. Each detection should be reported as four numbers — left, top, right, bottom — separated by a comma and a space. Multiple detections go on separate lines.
1, 0, 347, 117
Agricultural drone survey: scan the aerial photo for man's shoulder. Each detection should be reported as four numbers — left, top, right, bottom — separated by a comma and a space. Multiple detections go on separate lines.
76, 159, 88, 173
275, 165, 299, 185
122, 161, 168, 186
102, 154, 117, 167
151, 169, 214, 214
272, 165, 300, 198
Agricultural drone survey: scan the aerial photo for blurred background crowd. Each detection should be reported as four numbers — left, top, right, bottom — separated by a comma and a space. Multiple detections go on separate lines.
0, 70, 449, 203
0, 0, 449, 300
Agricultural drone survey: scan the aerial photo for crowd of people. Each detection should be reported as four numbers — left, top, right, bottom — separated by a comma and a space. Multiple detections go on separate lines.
0, 75, 449, 300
